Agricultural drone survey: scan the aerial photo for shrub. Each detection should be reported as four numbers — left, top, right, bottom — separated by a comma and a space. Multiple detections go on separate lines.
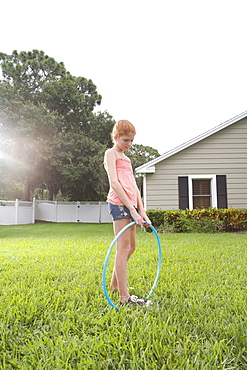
145, 209, 166, 229
146, 208, 247, 233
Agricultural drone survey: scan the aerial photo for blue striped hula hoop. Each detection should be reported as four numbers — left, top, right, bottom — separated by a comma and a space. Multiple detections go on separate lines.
102, 221, 162, 310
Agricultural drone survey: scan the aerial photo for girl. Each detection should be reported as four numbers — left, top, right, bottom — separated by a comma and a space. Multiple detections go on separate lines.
104, 120, 151, 306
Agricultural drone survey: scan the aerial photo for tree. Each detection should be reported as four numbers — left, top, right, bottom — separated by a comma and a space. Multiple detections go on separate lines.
127, 144, 160, 170
0, 50, 66, 99
0, 50, 160, 201
126, 144, 160, 189
0, 50, 104, 200
0, 50, 102, 134
47, 129, 106, 200
0, 93, 62, 199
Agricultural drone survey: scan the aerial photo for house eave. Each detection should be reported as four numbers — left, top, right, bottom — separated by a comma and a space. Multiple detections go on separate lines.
136, 165, 155, 174
135, 109, 247, 174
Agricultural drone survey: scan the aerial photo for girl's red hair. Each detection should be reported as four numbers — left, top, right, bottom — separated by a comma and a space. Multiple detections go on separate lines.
111, 120, 136, 142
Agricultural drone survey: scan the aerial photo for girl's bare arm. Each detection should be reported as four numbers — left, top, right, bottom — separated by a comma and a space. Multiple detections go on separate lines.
136, 187, 151, 227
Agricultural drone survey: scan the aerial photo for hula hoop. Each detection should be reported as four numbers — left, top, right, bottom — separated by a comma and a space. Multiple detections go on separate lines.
102, 221, 162, 310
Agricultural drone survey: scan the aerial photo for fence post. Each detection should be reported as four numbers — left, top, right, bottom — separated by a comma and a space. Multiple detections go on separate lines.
54, 201, 58, 222
15, 199, 19, 225
76, 201, 80, 222
99, 202, 102, 223
32, 198, 36, 223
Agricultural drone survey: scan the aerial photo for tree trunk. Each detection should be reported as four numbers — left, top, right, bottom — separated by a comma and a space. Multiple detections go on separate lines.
48, 183, 54, 201
25, 177, 31, 201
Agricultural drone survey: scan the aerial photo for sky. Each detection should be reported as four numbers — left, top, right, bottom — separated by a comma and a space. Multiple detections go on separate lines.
1, 0, 247, 154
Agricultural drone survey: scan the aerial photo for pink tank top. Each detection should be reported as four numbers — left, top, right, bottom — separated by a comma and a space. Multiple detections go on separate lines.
106, 151, 138, 207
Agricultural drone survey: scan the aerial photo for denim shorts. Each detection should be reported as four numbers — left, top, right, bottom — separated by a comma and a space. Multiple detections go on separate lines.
108, 203, 133, 221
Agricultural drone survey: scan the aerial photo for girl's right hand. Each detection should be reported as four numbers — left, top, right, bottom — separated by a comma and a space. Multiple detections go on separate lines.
130, 208, 143, 226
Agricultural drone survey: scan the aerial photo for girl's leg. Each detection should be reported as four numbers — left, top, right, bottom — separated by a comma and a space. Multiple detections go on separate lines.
110, 219, 136, 302
110, 233, 136, 290
110, 219, 136, 291
127, 224, 136, 259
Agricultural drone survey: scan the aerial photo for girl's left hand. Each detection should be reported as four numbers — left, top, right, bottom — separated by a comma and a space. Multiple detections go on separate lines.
141, 214, 152, 228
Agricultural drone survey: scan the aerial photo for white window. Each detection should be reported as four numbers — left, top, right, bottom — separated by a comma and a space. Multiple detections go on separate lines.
188, 175, 217, 210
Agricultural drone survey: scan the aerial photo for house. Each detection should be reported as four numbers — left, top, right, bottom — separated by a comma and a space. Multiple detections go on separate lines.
136, 111, 247, 210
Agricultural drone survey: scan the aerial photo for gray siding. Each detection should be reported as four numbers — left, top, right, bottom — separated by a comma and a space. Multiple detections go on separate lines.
146, 118, 247, 210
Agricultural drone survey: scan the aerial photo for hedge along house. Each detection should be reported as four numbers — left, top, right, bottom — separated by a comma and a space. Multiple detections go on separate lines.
135, 111, 247, 211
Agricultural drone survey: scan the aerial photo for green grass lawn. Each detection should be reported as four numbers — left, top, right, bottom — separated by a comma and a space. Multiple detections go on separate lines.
0, 223, 246, 369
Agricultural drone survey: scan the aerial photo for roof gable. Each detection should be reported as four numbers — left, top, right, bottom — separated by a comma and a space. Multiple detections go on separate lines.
135, 110, 247, 174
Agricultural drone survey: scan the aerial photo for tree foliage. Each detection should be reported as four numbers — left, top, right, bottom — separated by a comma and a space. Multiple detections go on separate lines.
127, 144, 160, 171
0, 50, 160, 201
0, 50, 65, 89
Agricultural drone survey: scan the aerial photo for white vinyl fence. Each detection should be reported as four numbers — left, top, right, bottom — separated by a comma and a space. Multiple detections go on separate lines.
0, 199, 36, 225
0, 199, 112, 225
36, 200, 112, 223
